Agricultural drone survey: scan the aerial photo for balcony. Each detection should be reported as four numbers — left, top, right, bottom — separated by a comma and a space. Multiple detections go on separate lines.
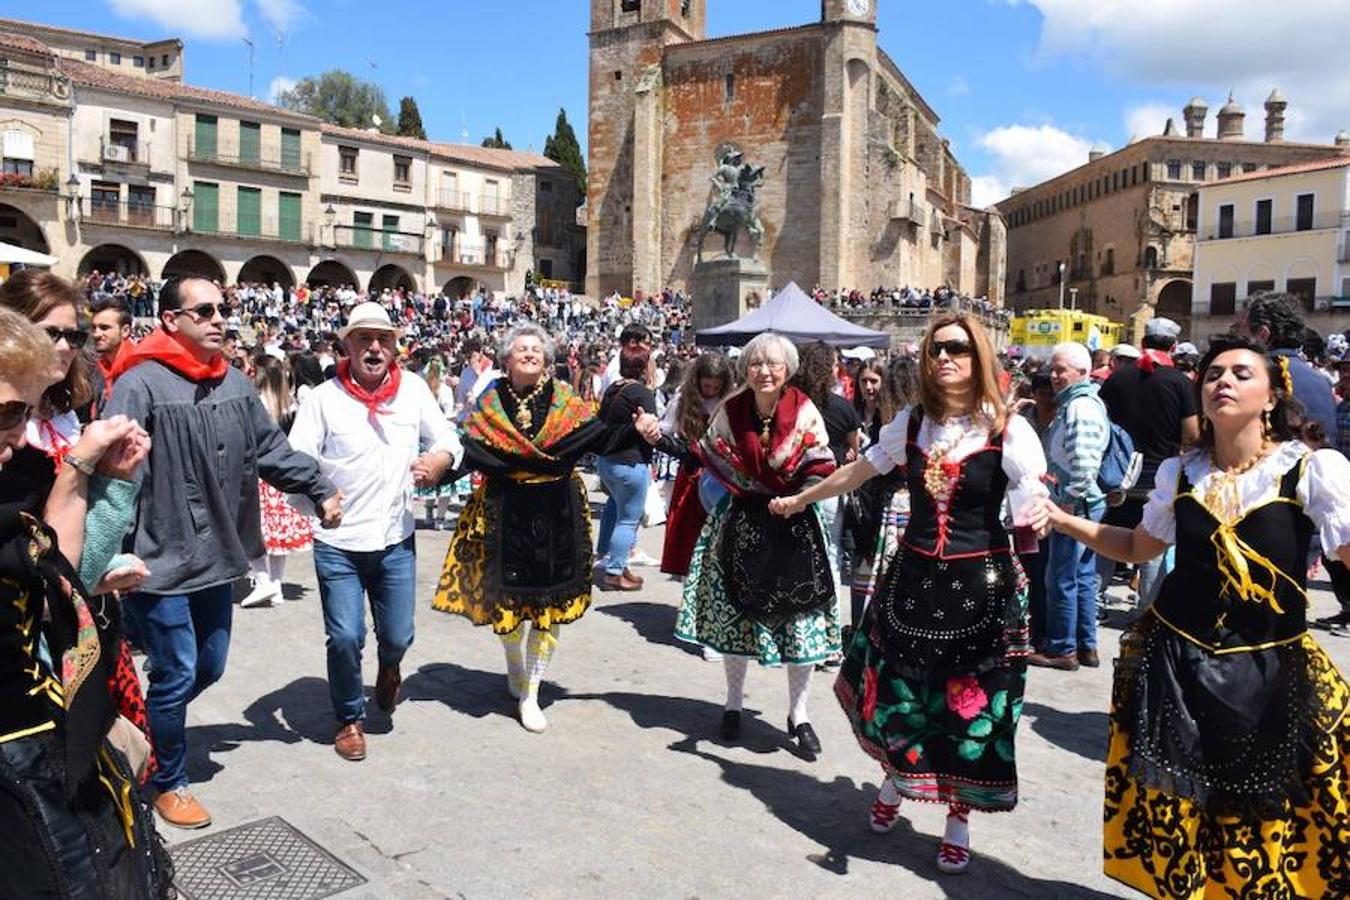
887, 198, 924, 224
187, 136, 311, 177
477, 194, 511, 218
190, 211, 308, 243
81, 197, 177, 231
0, 65, 68, 105
436, 190, 472, 212
98, 136, 152, 169
334, 224, 424, 255
1200, 211, 1343, 241
443, 239, 507, 269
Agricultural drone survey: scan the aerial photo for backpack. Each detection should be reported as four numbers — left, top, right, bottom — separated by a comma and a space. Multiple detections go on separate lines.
1097, 420, 1142, 494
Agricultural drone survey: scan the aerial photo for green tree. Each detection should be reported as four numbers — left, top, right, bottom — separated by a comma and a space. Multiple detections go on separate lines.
481, 127, 512, 150
277, 70, 393, 132
396, 96, 427, 139
543, 106, 587, 201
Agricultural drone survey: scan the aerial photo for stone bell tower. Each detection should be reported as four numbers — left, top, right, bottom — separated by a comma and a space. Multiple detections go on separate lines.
587, 0, 705, 297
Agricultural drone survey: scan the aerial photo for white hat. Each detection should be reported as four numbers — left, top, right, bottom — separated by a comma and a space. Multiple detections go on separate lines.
841, 346, 876, 361
338, 301, 403, 340
1111, 343, 1142, 359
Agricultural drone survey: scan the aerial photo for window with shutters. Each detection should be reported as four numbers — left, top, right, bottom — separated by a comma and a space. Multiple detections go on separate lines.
1296, 193, 1314, 231
1217, 204, 1235, 239
239, 121, 261, 166
1209, 282, 1237, 315
393, 156, 411, 189
194, 114, 218, 159
382, 215, 400, 252
354, 212, 374, 249
236, 187, 261, 237
280, 128, 301, 172
339, 146, 358, 181
278, 192, 301, 241
1255, 198, 1273, 235
192, 181, 218, 233
1286, 278, 1316, 310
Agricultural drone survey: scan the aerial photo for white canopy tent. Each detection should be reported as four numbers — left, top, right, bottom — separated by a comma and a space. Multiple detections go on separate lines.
0, 241, 58, 268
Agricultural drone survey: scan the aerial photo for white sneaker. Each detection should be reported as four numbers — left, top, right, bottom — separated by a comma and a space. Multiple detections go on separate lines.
628, 550, 660, 567
518, 696, 548, 733
239, 580, 280, 608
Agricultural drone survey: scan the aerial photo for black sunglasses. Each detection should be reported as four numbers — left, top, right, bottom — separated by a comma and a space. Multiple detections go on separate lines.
926, 339, 973, 359
175, 303, 226, 322
0, 399, 34, 430
45, 326, 90, 349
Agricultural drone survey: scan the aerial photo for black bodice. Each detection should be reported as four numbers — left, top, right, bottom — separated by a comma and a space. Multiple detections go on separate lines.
1151, 455, 1312, 652
902, 412, 1010, 559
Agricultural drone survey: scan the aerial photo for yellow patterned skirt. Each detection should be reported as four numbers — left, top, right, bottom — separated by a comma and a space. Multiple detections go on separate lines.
1103, 633, 1349, 898
431, 475, 592, 635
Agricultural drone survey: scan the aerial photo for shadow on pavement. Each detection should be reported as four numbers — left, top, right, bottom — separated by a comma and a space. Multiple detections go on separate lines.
667, 736, 1121, 898
593, 601, 703, 657
1021, 702, 1109, 763
567, 689, 786, 756
402, 661, 565, 720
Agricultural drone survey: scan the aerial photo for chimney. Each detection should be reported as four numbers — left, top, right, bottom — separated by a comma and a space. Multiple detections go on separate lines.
1336, 130, 1350, 148
1088, 142, 1108, 163
1183, 97, 1208, 138
1162, 118, 1179, 137
1217, 93, 1245, 141
1263, 89, 1287, 142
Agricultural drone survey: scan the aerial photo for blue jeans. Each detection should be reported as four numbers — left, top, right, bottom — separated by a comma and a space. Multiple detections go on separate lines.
312, 536, 417, 724
1044, 499, 1105, 656
596, 456, 650, 576
124, 584, 234, 792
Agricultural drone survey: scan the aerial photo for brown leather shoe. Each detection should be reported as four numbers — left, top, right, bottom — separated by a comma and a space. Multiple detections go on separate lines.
598, 572, 643, 592
622, 568, 645, 586
153, 786, 212, 830
375, 663, 402, 713
1077, 649, 1101, 668
1026, 651, 1081, 671
335, 722, 367, 761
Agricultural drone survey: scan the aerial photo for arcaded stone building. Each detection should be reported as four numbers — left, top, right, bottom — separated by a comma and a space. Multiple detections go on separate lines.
586, 0, 1004, 303
997, 95, 1349, 339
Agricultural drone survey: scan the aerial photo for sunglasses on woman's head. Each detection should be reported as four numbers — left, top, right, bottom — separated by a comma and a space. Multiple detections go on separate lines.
45, 326, 90, 349
926, 339, 973, 359
0, 400, 34, 430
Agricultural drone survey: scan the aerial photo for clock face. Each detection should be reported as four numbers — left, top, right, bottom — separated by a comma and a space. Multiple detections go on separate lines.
847, 0, 869, 15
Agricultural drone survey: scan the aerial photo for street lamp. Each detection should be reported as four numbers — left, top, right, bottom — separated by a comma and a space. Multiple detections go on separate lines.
324, 203, 336, 248
179, 185, 193, 232
1069, 287, 1079, 311
1057, 261, 1066, 309
65, 173, 81, 220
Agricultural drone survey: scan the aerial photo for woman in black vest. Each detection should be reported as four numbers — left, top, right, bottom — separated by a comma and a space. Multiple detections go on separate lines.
1039, 336, 1349, 899
772, 315, 1050, 874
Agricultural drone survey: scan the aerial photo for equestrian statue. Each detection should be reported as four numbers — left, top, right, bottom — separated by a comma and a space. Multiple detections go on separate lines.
695, 146, 765, 263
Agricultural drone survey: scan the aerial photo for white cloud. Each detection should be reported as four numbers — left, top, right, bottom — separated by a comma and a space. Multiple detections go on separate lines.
1123, 102, 1177, 142
946, 75, 971, 98
969, 123, 1101, 207
1004, 0, 1350, 142
268, 75, 296, 102
107, 0, 245, 39
255, 0, 304, 34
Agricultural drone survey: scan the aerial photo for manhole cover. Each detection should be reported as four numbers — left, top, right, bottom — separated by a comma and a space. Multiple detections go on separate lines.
171, 816, 366, 900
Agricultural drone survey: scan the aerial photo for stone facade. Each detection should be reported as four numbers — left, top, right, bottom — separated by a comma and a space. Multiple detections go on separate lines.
586, 0, 1001, 310
0, 21, 583, 298
998, 97, 1350, 340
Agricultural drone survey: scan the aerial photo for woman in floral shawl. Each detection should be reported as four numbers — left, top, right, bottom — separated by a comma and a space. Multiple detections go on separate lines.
432, 324, 659, 733
675, 333, 840, 757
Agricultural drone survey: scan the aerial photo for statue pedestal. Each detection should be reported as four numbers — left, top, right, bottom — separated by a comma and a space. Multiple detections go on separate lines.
690, 257, 769, 333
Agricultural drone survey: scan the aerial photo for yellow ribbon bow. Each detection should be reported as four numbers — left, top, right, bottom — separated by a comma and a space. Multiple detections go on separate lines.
1210, 523, 1301, 614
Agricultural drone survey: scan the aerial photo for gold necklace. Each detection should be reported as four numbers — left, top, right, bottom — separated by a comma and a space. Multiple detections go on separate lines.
1203, 439, 1272, 524
758, 399, 777, 445
505, 376, 549, 431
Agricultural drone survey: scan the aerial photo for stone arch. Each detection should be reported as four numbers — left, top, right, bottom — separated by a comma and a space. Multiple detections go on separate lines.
442, 276, 477, 299
78, 244, 147, 277
1155, 278, 1193, 322
238, 255, 295, 289
305, 259, 358, 289
1283, 256, 1319, 283
0, 202, 50, 253
369, 263, 416, 294
161, 249, 225, 283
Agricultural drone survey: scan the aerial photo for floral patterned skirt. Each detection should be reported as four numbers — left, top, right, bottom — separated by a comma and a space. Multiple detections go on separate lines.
834, 548, 1030, 811
259, 480, 312, 554
675, 498, 841, 666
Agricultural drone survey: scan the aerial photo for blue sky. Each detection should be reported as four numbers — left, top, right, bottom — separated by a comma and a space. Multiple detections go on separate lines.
11, 0, 1348, 207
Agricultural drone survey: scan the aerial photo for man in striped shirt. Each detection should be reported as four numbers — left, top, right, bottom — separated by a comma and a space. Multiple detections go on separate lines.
1030, 342, 1110, 671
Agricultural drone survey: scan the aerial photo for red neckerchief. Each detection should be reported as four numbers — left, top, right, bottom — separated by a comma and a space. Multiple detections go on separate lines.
1137, 349, 1174, 374
96, 340, 135, 400
336, 359, 401, 423
109, 329, 229, 382
38, 418, 73, 474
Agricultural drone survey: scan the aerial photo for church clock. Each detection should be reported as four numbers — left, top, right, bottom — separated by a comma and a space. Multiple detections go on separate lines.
847, 0, 870, 15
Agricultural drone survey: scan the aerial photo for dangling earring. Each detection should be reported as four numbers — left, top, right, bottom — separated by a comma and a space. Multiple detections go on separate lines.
1262, 409, 1273, 438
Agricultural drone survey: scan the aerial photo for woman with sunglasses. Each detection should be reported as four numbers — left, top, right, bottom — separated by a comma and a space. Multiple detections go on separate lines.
1034, 337, 1349, 899
771, 315, 1049, 874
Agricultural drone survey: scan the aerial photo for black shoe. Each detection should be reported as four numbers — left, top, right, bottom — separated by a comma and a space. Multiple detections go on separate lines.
788, 718, 822, 756
721, 710, 741, 740
1312, 611, 1350, 631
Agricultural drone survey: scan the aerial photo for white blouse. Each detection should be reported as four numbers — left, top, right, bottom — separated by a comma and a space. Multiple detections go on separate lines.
865, 406, 1049, 502
1141, 441, 1350, 553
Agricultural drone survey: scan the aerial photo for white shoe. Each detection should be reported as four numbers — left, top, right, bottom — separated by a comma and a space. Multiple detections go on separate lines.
239, 581, 280, 608
518, 696, 548, 733
628, 550, 660, 567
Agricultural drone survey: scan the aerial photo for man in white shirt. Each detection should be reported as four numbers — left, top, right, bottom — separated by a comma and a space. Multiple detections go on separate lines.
289, 302, 462, 762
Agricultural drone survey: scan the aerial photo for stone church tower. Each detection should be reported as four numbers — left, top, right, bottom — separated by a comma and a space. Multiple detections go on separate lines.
586, 0, 1001, 306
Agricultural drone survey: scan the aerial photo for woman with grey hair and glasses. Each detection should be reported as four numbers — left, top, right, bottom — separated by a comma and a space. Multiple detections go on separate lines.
675, 332, 841, 758
431, 324, 662, 733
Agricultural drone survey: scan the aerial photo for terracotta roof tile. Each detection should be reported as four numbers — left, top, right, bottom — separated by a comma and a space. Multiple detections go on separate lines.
1215, 155, 1350, 185
57, 57, 316, 120
0, 16, 178, 49
320, 123, 555, 171
0, 31, 56, 59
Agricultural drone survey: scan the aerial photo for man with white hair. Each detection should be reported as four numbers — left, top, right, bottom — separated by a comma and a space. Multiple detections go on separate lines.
1029, 341, 1109, 671
288, 301, 462, 762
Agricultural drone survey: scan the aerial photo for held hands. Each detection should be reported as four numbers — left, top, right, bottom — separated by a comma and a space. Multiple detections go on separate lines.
318, 491, 344, 529
768, 494, 805, 518
72, 416, 144, 471
96, 425, 151, 480
93, 556, 149, 596
632, 406, 661, 445
411, 450, 453, 488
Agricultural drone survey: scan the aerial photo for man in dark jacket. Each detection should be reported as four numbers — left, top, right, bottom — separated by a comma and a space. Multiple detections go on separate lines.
1234, 292, 1337, 439
106, 277, 342, 830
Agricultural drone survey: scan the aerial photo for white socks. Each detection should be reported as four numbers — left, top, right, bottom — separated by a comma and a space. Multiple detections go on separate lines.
518, 624, 561, 733
723, 657, 748, 711
945, 805, 971, 848
500, 629, 526, 699
267, 553, 286, 586
787, 664, 813, 726
878, 778, 901, 806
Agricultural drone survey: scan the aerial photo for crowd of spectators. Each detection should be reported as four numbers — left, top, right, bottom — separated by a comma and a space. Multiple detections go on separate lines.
813, 284, 1012, 323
